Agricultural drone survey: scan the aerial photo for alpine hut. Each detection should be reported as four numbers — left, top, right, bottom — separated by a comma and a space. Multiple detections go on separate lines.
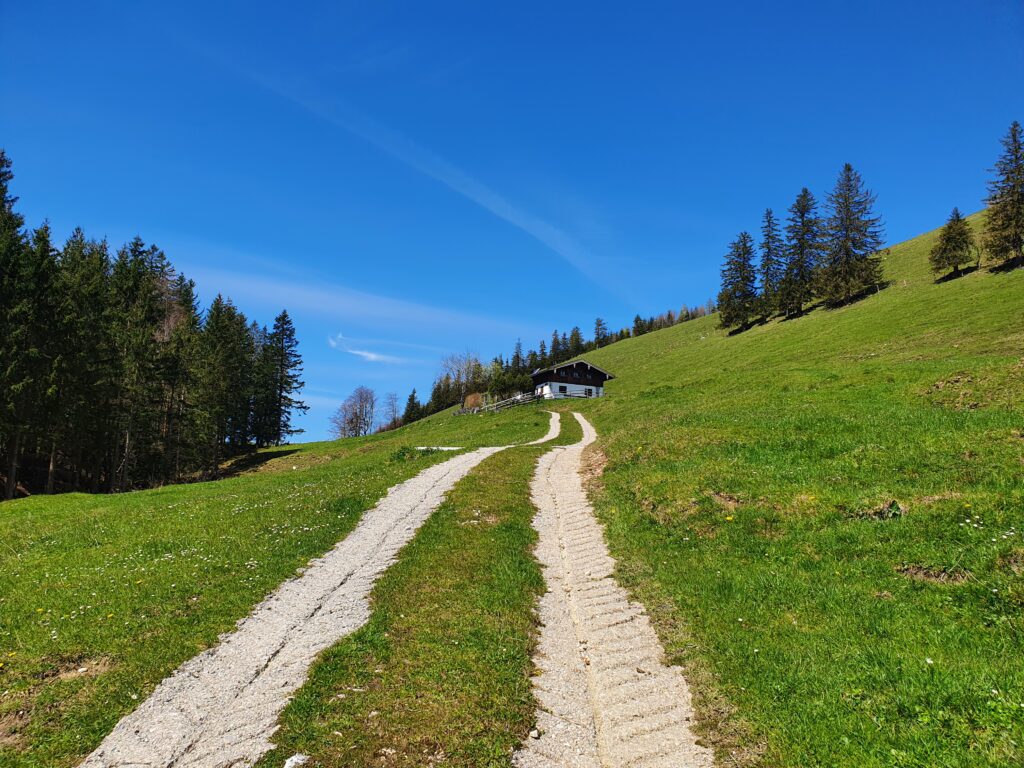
530, 360, 614, 399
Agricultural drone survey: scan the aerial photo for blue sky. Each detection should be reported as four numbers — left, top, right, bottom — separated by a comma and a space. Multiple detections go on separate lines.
2, 1, 1022, 440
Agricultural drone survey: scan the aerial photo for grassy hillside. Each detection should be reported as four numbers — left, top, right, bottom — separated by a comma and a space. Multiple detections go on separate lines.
573, 216, 1024, 766
2, 213, 1021, 768
0, 408, 554, 766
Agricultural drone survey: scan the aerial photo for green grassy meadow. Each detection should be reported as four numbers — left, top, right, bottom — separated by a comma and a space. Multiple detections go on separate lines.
2, 212, 1022, 768
0, 408, 554, 766
573, 216, 1024, 766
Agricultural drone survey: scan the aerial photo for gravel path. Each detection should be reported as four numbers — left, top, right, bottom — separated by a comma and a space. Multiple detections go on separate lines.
515, 413, 713, 768
81, 413, 560, 768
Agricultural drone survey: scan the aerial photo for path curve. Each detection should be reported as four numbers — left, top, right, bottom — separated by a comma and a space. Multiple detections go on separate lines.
514, 413, 712, 768
82, 412, 561, 768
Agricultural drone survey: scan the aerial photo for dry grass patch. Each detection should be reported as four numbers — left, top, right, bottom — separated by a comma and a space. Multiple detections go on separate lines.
896, 564, 970, 584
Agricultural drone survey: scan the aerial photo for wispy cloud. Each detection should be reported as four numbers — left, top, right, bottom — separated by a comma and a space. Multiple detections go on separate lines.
179, 263, 533, 336
328, 332, 407, 364
246, 73, 610, 287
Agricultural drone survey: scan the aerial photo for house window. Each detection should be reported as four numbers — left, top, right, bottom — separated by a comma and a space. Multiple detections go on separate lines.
585, 388, 593, 397
558, 385, 567, 394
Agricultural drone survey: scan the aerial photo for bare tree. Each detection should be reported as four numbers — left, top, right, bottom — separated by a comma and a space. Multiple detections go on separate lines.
328, 386, 377, 438
440, 350, 485, 402
383, 392, 400, 428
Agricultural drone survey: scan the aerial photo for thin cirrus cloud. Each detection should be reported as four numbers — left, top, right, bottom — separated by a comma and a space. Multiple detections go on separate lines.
246, 71, 616, 291
328, 332, 407, 364
179, 263, 529, 336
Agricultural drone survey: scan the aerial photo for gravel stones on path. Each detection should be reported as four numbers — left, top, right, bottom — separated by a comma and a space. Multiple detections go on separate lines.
515, 412, 713, 768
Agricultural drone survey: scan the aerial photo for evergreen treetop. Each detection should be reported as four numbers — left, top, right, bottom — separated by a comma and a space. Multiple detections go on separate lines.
929, 207, 977, 277
819, 163, 884, 305
984, 120, 1024, 265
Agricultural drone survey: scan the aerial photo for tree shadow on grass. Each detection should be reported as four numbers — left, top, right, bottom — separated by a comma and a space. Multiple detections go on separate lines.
934, 265, 979, 284
988, 255, 1024, 274
821, 280, 893, 311
219, 447, 301, 478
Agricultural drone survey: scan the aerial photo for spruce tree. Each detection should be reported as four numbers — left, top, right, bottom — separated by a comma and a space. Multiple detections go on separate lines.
266, 310, 308, 444
549, 331, 562, 363
983, 120, 1024, 266
568, 326, 584, 357
819, 163, 884, 305
759, 208, 784, 318
593, 318, 609, 348
3, 224, 59, 498
50, 230, 114, 491
0, 150, 27, 495
632, 314, 646, 337
778, 188, 822, 317
716, 231, 759, 329
511, 339, 524, 373
402, 389, 422, 423
929, 207, 977, 278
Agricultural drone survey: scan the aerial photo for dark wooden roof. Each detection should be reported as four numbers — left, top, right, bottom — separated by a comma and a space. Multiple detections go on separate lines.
530, 359, 615, 385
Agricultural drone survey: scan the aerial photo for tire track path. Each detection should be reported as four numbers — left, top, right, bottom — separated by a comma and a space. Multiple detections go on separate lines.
82, 413, 561, 768
515, 413, 712, 768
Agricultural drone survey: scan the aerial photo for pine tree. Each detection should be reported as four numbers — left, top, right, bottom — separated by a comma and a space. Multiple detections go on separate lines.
161, 274, 202, 479
632, 314, 646, 337
983, 120, 1024, 266
538, 339, 548, 367
568, 326, 584, 357
511, 339, 524, 373
819, 163, 884, 305
50, 230, 114, 491
929, 207, 977, 278
778, 188, 822, 317
402, 389, 422, 423
0, 150, 27, 496
759, 208, 784, 317
107, 237, 174, 489
717, 232, 759, 329
549, 331, 562, 364
593, 317, 608, 348
2, 224, 59, 498
265, 310, 308, 445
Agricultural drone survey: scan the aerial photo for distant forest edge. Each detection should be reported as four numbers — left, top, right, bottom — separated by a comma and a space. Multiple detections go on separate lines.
330, 304, 717, 439
0, 150, 308, 500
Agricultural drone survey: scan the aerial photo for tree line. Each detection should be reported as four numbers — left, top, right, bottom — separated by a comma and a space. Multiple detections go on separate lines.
0, 151, 308, 499
330, 299, 717, 436
718, 121, 1024, 331
717, 162, 886, 331
929, 121, 1024, 277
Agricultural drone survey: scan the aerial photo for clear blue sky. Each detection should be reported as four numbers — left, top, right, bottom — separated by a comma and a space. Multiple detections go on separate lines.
2, 1, 1022, 440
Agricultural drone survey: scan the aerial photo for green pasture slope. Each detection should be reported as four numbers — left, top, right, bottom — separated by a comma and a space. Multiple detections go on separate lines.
0, 409, 554, 767
2, 213, 1022, 768
573, 215, 1023, 766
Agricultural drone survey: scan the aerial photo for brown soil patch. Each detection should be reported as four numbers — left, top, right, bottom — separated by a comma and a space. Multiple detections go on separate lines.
579, 444, 608, 496
998, 549, 1024, 576
0, 710, 29, 749
711, 492, 741, 512
897, 564, 970, 584
857, 500, 905, 520
53, 656, 112, 681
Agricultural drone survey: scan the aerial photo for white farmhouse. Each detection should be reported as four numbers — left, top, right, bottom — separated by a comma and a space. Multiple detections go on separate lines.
530, 360, 614, 399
